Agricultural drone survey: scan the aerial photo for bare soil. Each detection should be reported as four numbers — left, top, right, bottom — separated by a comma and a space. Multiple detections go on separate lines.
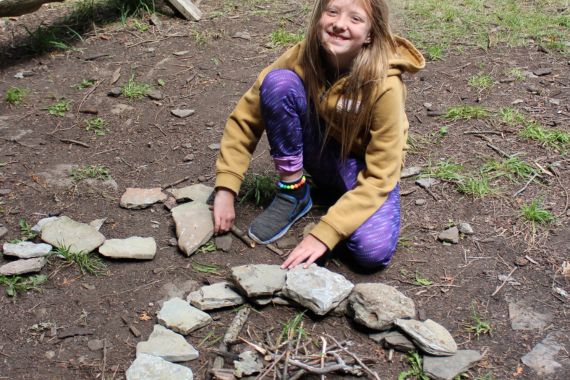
0, 1, 569, 379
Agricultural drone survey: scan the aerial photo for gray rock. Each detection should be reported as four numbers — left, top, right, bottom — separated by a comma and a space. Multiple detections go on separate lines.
45, 351, 56, 360
234, 351, 263, 378
349, 283, 416, 330
370, 330, 415, 353
36, 164, 117, 192
136, 325, 199, 362
158, 280, 200, 306
171, 203, 213, 256
282, 264, 354, 316
416, 177, 439, 189
187, 282, 245, 311
2, 242, 52, 258
423, 350, 483, 380
169, 184, 213, 203
401, 166, 421, 178
438, 226, 459, 244
127, 353, 194, 380
509, 299, 553, 330
457, 223, 474, 235
173, 50, 190, 56
108, 87, 122, 97
120, 188, 168, 209
208, 143, 221, 150
548, 98, 561, 106
99, 237, 157, 260
415, 199, 426, 206
0, 189, 12, 196
0, 226, 7, 239
522, 332, 569, 377
157, 297, 212, 335
214, 234, 232, 252
87, 339, 107, 351
111, 103, 134, 115
276, 236, 297, 249
394, 319, 457, 356
252, 295, 292, 306
230, 264, 287, 298
146, 90, 164, 100
89, 218, 107, 231
171, 109, 195, 118
183, 154, 195, 162
41, 216, 105, 254
0, 257, 48, 275
533, 68, 552, 76
232, 31, 252, 40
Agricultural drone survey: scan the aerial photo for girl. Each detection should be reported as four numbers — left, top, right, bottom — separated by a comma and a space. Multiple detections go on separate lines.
213, 0, 424, 270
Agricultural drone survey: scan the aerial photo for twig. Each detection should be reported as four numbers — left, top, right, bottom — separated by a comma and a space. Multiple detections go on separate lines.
101, 339, 107, 380
320, 337, 327, 380
231, 225, 256, 248
163, 175, 191, 189
492, 267, 517, 297
76, 79, 104, 116
266, 243, 286, 258
486, 143, 510, 158
152, 123, 167, 137
94, 148, 119, 155
463, 130, 503, 136
238, 337, 267, 355
513, 173, 538, 197
255, 351, 286, 380
212, 307, 252, 372
325, 335, 380, 380
102, 279, 161, 297
59, 138, 90, 148
555, 175, 569, 217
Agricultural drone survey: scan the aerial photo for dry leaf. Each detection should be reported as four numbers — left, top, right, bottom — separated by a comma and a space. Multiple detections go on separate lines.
111, 68, 121, 85
513, 365, 524, 376
139, 311, 152, 321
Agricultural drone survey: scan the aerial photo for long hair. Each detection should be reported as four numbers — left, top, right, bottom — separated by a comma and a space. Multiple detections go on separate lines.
301, 0, 397, 159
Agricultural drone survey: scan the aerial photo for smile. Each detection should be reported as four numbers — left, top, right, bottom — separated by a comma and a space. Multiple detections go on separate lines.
327, 31, 349, 40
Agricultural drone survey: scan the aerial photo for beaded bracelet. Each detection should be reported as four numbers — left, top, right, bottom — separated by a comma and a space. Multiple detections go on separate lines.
277, 175, 306, 190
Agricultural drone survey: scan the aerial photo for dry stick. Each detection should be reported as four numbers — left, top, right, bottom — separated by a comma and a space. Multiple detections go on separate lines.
266, 243, 286, 258
513, 173, 539, 197
212, 306, 251, 371
255, 351, 287, 380
151, 123, 167, 137
555, 175, 569, 217
76, 79, 104, 116
320, 337, 327, 380
463, 130, 503, 136
325, 335, 380, 380
492, 267, 517, 297
60, 138, 90, 148
163, 175, 191, 189
486, 142, 510, 158
231, 225, 255, 248
286, 359, 355, 375
101, 339, 107, 380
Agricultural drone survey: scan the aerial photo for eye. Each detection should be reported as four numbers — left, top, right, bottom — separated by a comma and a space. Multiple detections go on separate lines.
326, 7, 338, 15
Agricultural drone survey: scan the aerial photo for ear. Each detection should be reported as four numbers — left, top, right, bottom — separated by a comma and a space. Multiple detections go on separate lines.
364, 33, 372, 44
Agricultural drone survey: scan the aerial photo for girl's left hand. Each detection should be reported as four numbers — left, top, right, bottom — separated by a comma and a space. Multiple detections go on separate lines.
281, 235, 328, 269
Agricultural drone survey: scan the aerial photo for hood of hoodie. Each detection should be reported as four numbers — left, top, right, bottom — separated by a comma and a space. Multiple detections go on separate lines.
387, 36, 426, 76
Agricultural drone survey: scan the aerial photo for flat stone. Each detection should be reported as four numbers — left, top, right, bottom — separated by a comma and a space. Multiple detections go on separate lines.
348, 283, 416, 330
548, 98, 561, 106
89, 218, 106, 231
127, 353, 194, 380
415, 199, 426, 206
169, 184, 213, 203
171, 203, 213, 256
230, 264, 287, 298
171, 109, 195, 118
111, 103, 134, 115
276, 236, 297, 249
120, 188, 168, 209
401, 166, 421, 178
416, 177, 439, 189
533, 68, 552, 76
108, 87, 122, 97
87, 339, 106, 351
458, 222, 474, 235
0, 227, 7, 239
41, 216, 105, 254
157, 297, 212, 335
45, 351, 56, 360
423, 350, 483, 380
394, 319, 457, 356
438, 226, 459, 244
158, 280, 200, 306
252, 295, 292, 307
234, 351, 263, 377
208, 143, 221, 150
509, 299, 553, 330
99, 237, 156, 260
0, 257, 48, 275
146, 90, 164, 100
136, 324, 199, 362
370, 330, 415, 353
173, 50, 190, 56
232, 31, 251, 40
282, 264, 354, 316
2, 242, 52, 258
36, 164, 117, 192
183, 154, 195, 162
0, 188, 12, 196
214, 234, 232, 252
522, 332, 569, 377
187, 282, 245, 311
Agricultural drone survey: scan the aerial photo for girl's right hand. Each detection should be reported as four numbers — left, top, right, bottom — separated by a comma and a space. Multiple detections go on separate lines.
213, 188, 236, 234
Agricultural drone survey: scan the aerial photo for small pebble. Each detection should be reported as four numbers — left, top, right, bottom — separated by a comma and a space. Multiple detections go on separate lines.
108, 87, 122, 97
198, 176, 207, 182
184, 153, 195, 162
415, 199, 426, 206
514, 257, 529, 267
45, 351, 56, 360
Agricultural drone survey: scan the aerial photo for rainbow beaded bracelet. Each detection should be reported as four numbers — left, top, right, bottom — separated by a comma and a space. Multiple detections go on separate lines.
277, 175, 306, 190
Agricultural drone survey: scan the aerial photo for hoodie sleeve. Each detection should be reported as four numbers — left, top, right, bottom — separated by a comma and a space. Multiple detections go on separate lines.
310, 76, 408, 249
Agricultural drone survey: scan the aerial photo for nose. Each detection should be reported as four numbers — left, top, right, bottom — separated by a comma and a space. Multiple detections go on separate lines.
332, 15, 348, 32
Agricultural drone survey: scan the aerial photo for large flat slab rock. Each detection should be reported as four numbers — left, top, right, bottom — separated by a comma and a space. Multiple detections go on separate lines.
36, 164, 117, 192
0, 257, 47, 275
522, 332, 570, 377
31, 216, 59, 233
120, 188, 168, 209
2, 241, 52, 258
126, 353, 193, 380
157, 297, 212, 335
423, 350, 483, 380
370, 330, 415, 353
230, 264, 287, 298
187, 282, 245, 311
509, 299, 553, 330
136, 324, 199, 362
282, 264, 354, 315
349, 283, 416, 330
394, 319, 457, 356
99, 237, 156, 260
171, 203, 213, 256
169, 184, 213, 203
41, 216, 105, 254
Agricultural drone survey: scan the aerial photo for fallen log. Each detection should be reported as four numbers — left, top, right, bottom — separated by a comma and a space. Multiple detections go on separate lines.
0, 0, 65, 17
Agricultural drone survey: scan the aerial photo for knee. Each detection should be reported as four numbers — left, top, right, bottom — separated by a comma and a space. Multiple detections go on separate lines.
349, 239, 397, 268
260, 69, 305, 111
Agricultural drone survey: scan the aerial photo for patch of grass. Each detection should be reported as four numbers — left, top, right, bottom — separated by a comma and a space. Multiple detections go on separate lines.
425, 44, 445, 60
443, 105, 489, 121
414, 272, 433, 286
468, 74, 494, 90
85, 117, 108, 136
456, 175, 495, 197
466, 307, 492, 337
70, 165, 111, 181
132, 19, 149, 32
505, 67, 525, 81
121, 75, 153, 99
498, 107, 526, 126
521, 199, 554, 225
47, 99, 71, 117
474, 374, 497, 380
55, 245, 107, 276
0, 274, 48, 297
519, 122, 569, 151
422, 160, 464, 182
192, 30, 211, 45
192, 262, 221, 275
196, 240, 217, 254
279, 312, 306, 344
239, 173, 278, 207
5, 87, 28, 105
75, 79, 96, 89
269, 28, 304, 47
19, 218, 38, 241
398, 351, 429, 380
482, 156, 535, 182
23, 24, 80, 53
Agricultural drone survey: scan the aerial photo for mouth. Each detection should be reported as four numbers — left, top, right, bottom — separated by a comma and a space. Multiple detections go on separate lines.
326, 31, 349, 41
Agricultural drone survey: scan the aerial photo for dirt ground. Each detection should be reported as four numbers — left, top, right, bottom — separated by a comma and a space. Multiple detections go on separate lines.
0, 1, 569, 379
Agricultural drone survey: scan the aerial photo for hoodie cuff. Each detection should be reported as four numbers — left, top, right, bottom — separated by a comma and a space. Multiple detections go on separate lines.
215, 172, 242, 196
309, 221, 343, 251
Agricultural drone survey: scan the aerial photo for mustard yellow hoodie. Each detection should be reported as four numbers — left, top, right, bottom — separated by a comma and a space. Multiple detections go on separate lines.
215, 36, 425, 250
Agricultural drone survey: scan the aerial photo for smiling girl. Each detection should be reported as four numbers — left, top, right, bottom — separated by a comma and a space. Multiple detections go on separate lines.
213, 0, 425, 270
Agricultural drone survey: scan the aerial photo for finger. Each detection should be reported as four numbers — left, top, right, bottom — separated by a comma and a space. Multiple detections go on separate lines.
303, 252, 320, 269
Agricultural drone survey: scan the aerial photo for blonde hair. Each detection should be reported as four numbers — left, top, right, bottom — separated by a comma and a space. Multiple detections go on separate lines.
301, 0, 397, 159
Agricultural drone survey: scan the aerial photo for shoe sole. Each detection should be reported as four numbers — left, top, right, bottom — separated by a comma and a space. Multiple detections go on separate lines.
248, 198, 313, 245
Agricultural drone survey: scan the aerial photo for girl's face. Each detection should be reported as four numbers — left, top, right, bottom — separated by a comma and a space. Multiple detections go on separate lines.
318, 0, 372, 71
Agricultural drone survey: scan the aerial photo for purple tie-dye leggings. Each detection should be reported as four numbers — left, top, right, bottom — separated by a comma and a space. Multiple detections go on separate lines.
259, 69, 401, 268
